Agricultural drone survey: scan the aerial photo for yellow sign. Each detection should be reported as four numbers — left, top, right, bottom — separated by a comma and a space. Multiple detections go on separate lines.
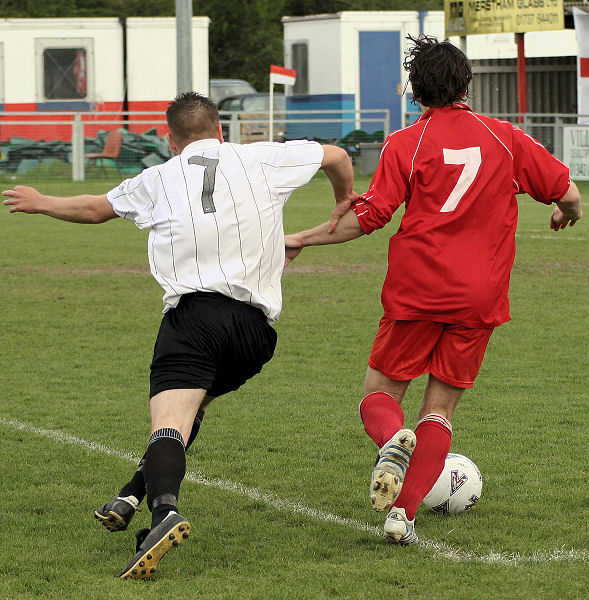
445, 0, 564, 36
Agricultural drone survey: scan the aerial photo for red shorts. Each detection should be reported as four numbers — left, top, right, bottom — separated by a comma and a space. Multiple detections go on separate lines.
368, 319, 494, 389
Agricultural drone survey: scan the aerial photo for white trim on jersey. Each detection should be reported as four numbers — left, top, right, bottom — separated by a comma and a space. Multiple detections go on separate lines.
107, 138, 324, 323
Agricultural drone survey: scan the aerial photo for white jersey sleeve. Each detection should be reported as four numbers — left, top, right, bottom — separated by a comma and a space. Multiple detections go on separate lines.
106, 167, 160, 229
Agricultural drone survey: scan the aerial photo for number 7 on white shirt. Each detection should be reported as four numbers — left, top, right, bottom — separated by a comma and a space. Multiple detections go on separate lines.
440, 147, 481, 213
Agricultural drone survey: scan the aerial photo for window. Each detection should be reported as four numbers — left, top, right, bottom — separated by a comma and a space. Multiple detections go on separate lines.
43, 48, 87, 99
36, 38, 94, 106
291, 42, 308, 96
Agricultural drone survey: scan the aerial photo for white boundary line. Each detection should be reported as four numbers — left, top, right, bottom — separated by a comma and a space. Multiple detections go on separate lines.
2, 417, 587, 566
515, 233, 587, 241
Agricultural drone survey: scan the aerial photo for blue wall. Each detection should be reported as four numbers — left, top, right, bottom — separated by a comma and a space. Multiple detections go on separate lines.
359, 31, 401, 133
286, 94, 355, 141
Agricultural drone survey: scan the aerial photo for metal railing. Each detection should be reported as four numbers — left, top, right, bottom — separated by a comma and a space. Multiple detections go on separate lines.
220, 108, 390, 145
0, 109, 391, 181
1, 110, 586, 181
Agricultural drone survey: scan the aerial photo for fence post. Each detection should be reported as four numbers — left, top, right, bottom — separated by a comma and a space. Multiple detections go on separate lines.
554, 115, 563, 161
72, 114, 84, 182
229, 113, 241, 143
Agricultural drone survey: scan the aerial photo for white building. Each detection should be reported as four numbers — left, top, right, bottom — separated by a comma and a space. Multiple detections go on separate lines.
0, 17, 210, 139
282, 11, 578, 134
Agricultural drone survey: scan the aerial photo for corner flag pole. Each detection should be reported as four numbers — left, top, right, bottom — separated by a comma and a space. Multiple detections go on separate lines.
268, 65, 297, 141
269, 79, 274, 142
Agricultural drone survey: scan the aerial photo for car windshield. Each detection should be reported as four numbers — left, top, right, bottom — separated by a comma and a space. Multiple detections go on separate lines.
210, 82, 255, 104
241, 96, 286, 112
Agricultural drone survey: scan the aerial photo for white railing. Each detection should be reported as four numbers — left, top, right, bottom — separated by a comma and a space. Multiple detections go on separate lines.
7, 109, 588, 181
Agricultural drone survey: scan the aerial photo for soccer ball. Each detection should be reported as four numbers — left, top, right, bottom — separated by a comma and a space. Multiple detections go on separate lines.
423, 453, 482, 515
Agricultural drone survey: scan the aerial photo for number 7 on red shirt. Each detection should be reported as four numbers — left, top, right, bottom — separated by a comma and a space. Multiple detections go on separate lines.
440, 147, 481, 213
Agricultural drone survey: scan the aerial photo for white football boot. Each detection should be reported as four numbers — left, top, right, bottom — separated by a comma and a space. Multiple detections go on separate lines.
369, 428, 416, 512
384, 507, 419, 545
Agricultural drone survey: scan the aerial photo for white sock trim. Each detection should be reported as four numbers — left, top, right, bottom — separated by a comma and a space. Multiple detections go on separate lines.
416, 413, 452, 433
116, 495, 139, 509
148, 427, 185, 449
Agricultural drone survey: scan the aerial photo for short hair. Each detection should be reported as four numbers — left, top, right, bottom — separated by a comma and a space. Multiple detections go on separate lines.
404, 34, 472, 108
166, 92, 220, 145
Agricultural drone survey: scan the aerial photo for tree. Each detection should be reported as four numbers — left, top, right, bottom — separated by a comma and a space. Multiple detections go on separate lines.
0, 0, 77, 17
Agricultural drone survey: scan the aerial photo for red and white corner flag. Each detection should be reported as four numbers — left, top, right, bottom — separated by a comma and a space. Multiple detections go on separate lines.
270, 64, 297, 86
574, 8, 589, 124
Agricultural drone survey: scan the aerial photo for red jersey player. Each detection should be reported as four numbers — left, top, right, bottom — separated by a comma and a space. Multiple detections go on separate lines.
285, 35, 582, 544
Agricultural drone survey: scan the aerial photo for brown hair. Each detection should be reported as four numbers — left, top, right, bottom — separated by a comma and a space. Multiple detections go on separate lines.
166, 92, 220, 146
404, 34, 472, 108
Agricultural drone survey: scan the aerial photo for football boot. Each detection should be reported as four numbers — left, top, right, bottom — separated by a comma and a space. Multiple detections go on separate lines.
370, 428, 416, 512
119, 512, 191, 580
384, 507, 418, 545
94, 496, 138, 532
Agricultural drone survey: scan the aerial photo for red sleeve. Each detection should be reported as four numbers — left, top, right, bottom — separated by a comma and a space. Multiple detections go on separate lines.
351, 132, 411, 234
511, 127, 570, 204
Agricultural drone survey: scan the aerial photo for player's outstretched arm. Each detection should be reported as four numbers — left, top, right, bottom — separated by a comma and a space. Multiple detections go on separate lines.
2, 185, 118, 224
550, 181, 582, 231
284, 209, 365, 267
320, 145, 358, 232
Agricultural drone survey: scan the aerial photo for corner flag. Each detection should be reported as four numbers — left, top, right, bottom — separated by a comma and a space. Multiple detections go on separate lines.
270, 65, 297, 86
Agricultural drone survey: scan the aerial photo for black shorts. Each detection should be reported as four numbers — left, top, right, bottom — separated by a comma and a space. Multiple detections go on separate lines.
150, 292, 277, 398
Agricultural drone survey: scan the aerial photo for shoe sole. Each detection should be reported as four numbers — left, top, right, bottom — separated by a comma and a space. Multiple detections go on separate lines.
370, 429, 416, 512
370, 469, 402, 512
119, 519, 191, 580
94, 509, 128, 532
384, 530, 419, 545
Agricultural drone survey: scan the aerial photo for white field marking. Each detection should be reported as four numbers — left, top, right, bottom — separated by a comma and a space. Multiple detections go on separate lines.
2, 417, 587, 566
515, 232, 587, 241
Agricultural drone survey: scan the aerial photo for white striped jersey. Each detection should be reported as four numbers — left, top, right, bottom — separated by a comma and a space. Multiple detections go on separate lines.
106, 138, 323, 323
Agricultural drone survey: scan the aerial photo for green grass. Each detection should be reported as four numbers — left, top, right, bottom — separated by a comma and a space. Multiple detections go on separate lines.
0, 174, 587, 599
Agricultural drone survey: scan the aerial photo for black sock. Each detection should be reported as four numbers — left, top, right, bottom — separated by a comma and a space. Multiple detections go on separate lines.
143, 428, 186, 528
118, 456, 146, 503
117, 410, 204, 505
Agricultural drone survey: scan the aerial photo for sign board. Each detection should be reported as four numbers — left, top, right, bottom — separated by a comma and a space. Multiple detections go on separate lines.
563, 126, 589, 180
445, 0, 564, 37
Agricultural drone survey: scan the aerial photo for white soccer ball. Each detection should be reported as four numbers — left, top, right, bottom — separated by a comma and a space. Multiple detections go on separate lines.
423, 453, 482, 515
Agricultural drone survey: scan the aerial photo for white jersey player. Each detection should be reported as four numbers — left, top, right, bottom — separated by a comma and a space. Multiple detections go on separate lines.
2, 92, 357, 580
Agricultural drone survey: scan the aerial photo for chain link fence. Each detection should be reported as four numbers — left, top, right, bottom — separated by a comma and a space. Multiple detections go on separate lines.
1, 110, 585, 182
0, 109, 391, 182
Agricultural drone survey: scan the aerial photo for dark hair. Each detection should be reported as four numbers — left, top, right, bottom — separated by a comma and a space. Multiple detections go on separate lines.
166, 91, 220, 145
403, 34, 472, 108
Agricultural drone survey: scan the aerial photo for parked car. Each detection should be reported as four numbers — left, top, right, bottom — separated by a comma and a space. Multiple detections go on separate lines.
218, 93, 286, 143
209, 79, 256, 105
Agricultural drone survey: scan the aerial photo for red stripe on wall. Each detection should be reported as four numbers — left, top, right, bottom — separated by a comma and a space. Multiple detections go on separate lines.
0, 100, 169, 141
581, 57, 589, 78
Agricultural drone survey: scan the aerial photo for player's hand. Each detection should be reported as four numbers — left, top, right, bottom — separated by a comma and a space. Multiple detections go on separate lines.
550, 205, 580, 231
284, 234, 303, 267
328, 191, 361, 233
2, 185, 43, 213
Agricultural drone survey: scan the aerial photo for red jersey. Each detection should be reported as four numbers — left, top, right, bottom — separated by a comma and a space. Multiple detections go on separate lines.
353, 104, 570, 327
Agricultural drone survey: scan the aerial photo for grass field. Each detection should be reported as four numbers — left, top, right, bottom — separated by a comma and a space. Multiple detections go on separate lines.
0, 173, 587, 599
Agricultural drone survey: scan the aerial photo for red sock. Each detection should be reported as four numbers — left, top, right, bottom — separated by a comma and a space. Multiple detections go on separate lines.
359, 392, 405, 448
394, 414, 452, 520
